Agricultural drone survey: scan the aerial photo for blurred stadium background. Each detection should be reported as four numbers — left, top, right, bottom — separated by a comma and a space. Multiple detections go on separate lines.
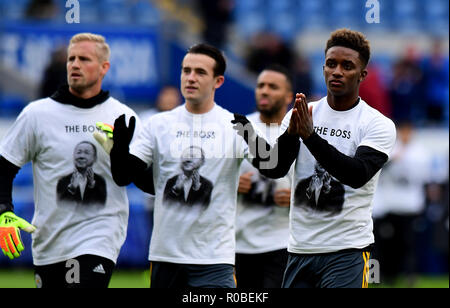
0, 0, 448, 288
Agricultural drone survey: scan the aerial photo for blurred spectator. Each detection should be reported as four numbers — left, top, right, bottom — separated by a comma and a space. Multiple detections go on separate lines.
25, 0, 58, 20
196, 0, 234, 49
292, 52, 313, 99
389, 47, 425, 125
421, 39, 450, 126
139, 85, 182, 122
245, 32, 295, 76
424, 171, 449, 274
39, 46, 67, 98
359, 63, 392, 118
372, 121, 431, 286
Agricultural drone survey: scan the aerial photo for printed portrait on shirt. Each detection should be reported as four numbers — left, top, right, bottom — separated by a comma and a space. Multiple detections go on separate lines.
294, 163, 344, 214
242, 173, 276, 206
163, 146, 213, 207
56, 141, 107, 207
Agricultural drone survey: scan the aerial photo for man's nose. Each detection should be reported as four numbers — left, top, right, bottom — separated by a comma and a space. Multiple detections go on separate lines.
71, 57, 81, 68
260, 85, 270, 95
187, 72, 198, 82
332, 65, 344, 77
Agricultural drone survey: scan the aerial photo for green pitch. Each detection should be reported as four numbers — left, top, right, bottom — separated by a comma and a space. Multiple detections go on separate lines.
0, 268, 150, 288
0, 268, 447, 288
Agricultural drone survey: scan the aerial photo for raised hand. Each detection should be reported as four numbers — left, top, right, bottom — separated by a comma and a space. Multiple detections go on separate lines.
113, 114, 136, 149
288, 93, 314, 140
231, 113, 255, 144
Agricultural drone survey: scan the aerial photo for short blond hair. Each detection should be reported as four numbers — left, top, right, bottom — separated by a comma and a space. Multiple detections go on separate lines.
68, 33, 110, 62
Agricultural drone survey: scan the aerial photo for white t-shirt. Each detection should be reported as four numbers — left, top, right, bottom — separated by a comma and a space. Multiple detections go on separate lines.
372, 139, 431, 217
0, 96, 139, 265
280, 97, 396, 254
130, 104, 249, 265
235, 112, 290, 254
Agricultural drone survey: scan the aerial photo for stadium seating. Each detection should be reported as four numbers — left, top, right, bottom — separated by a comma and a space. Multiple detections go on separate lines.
0, 0, 29, 20
131, 0, 161, 26
1, 0, 446, 39
232, 0, 449, 40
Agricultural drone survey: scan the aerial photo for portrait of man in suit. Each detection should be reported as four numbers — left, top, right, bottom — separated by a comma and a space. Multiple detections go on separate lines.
163, 146, 213, 207
57, 141, 107, 206
294, 163, 345, 214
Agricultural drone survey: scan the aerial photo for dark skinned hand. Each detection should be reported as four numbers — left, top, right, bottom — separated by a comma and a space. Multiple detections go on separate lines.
288, 93, 314, 140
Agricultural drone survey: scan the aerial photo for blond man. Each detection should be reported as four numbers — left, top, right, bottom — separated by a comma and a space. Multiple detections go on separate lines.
0, 33, 142, 288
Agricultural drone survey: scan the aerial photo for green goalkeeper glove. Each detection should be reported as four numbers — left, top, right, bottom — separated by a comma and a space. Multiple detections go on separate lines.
0, 211, 36, 260
93, 122, 114, 154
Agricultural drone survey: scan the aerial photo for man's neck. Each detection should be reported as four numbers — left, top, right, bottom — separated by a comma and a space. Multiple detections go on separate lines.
51, 85, 109, 109
259, 111, 285, 126
326, 92, 360, 111
69, 86, 102, 100
185, 100, 215, 114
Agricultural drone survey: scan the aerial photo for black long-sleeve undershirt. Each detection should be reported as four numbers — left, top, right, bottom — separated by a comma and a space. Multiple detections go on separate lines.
110, 145, 155, 194
254, 130, 388, 189
252, 130, 300, 179
0, 156, 20, 214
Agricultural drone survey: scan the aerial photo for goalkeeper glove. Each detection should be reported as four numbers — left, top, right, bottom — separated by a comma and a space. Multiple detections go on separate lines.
94, 122, 114, 154
231, 113, 257, 144
0, 211, 36, 260
113, 114, 136, 150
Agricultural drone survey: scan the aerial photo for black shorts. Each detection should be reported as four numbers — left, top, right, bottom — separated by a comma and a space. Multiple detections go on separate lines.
235, 249, 288, 288
282, 248, 372, 288
34, 254, 115, 288
150, 261, 236, 288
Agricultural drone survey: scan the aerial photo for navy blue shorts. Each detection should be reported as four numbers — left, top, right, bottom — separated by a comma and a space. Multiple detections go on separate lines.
282, 248, 372, 288
34, 254, 114, 288
150, 261, 236, 288
235, 249, 288, 288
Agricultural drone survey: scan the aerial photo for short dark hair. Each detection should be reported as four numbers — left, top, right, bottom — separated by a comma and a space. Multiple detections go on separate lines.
325, 28, 371, 68
261, 64, 294, 90
187, 43, 227, 77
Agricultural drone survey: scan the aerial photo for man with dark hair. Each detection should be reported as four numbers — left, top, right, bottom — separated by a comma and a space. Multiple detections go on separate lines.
186, 43, 227, 77
232, 28, 396, 288
108, 43, 254, 288
235, 64, 293, 288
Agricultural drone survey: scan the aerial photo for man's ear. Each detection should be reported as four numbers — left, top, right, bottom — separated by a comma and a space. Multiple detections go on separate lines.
359, 69, 368, 83
101, 61, 111, 77
214, 75, 225, 89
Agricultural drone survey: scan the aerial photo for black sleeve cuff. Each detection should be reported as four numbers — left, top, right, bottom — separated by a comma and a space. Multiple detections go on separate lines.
0, 156, 20, 213
302, 131, 322, 148
0, 202, 14, 215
